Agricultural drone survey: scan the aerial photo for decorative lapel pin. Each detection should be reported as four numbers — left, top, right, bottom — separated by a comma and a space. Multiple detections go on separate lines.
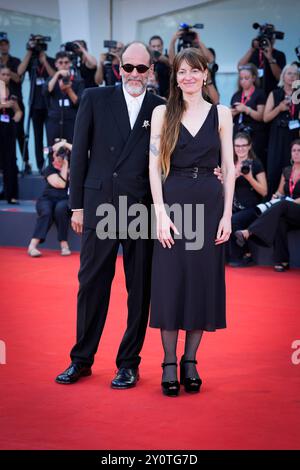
142, 120, 150, 129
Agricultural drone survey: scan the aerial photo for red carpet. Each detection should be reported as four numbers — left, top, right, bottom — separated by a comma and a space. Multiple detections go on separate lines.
0, 246, 299, 450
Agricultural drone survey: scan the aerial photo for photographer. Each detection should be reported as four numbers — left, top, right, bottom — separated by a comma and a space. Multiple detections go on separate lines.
27, 140, 72, 257
70, 40, 97, 88
168, 29, 219, 104
235, 139, 300, 272
0, 33, 30, 172
95, 41, 124, 86
263, 63, 300, 196
237, 23, 286, 95
168, 27, 214, 64
0, 65, 23, 204
18, 36, 56, 172
44, 52, 84, 146
231, 64, 267, 168
227, 132, 267, 267
148, 35, 170, 98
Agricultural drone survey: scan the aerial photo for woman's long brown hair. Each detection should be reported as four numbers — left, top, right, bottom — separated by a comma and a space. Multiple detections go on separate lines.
160, 48, 208, 179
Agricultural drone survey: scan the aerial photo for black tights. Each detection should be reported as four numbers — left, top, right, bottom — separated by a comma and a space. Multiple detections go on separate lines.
161, 329, 203, 381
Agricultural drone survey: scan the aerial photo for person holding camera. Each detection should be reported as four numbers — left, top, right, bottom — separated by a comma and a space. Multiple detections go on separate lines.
43, 52, 84, 147
263, 63, 300, 196
148, 35, 170, 98
169, 30, 219, 104
237, 25, 286, 96
0, 65, 23, 204
17, 37, 56, 172
0, 33, 30, 173
231, 64, 267, 168
27, 140, 72, 257
71, 40, 97, 88
227, 132, 267, 267
95, 41, 124, 86
235, 139, 300, 272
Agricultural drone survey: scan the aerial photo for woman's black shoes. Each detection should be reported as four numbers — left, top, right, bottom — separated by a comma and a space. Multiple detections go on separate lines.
234, 230, 246, 248
161, 362, 180, 397
180, 357, 202, 393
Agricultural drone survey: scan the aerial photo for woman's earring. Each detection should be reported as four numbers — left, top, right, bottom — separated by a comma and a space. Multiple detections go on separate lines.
203, 79, 207, 86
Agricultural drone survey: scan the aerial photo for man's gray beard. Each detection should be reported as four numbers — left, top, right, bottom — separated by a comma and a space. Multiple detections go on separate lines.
123, 80, 146, 96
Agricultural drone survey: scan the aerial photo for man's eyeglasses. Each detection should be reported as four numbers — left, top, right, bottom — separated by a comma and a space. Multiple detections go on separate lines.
121, 63, 150, 74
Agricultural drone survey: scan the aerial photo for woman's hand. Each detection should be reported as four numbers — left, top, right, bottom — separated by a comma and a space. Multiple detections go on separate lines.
156, 208, 179, 249
215, 215, 231, 245
233, 102, 249, 114
278, 99, 290, 112
241, 167, 254, 182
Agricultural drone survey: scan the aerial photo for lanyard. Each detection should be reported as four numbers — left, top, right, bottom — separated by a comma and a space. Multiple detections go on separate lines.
37, 64, 45, 77
289, 103, 296, 119
241, 86, 255, 105
112, 64, 121, 81
289, 167, 300, 197
238, 86, 255, 124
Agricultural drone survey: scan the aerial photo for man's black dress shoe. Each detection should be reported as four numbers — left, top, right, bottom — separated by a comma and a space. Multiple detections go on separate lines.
111, 368, 139, 389
55, 363, 92, 384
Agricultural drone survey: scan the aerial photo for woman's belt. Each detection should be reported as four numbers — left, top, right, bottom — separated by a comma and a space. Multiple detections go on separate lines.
169, 166, 215, 179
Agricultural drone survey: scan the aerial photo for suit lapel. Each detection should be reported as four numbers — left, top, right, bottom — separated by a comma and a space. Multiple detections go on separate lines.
109, 86, 131, 143
114, 92, 152, 170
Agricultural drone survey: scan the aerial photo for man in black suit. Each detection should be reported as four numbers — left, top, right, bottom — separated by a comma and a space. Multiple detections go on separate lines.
56, 42, 164, 388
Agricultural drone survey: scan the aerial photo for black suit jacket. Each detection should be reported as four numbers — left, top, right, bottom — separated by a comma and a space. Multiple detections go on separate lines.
70, 86, 164, 229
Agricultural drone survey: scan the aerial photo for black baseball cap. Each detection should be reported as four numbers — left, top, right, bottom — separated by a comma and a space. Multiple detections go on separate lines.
0, 32, 9, 43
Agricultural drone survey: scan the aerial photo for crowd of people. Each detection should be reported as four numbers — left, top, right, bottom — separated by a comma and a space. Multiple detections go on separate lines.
0, 24, 299, 268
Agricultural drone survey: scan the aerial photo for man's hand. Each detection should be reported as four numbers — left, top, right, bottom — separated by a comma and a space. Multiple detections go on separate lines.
59, 81, 72, 92
39, 52, 47, 64
262, 39, 273, 61
214, 166, 223, 183
71, 210, 84, 234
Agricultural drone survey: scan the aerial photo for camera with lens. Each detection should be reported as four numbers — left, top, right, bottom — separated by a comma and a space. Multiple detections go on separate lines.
26, 34, 51, 54
177, 23, 204, 52
56, 145, 71, 162
252, 23, 284, 50
255, 196, 293, 215
208, 61, 219, 74
103, 40, 118, 63
240, 159, 253, 175
43, 144, 71, 162
58, 72, 71, 85
61, 42, 80, 55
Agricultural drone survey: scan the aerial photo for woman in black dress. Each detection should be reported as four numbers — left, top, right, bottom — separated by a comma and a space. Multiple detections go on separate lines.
263, 63, 300, 196
231, 64, 267, 168
235, 139, 300, 272
149, 48, 235, 396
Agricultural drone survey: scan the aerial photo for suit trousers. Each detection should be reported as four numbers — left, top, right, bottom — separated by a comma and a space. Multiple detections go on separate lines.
0, 122, 19, 201
31, 108, 48, 170
70, 229, 153, 369
16, 101, 29, 163
249, 200, 300, 263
